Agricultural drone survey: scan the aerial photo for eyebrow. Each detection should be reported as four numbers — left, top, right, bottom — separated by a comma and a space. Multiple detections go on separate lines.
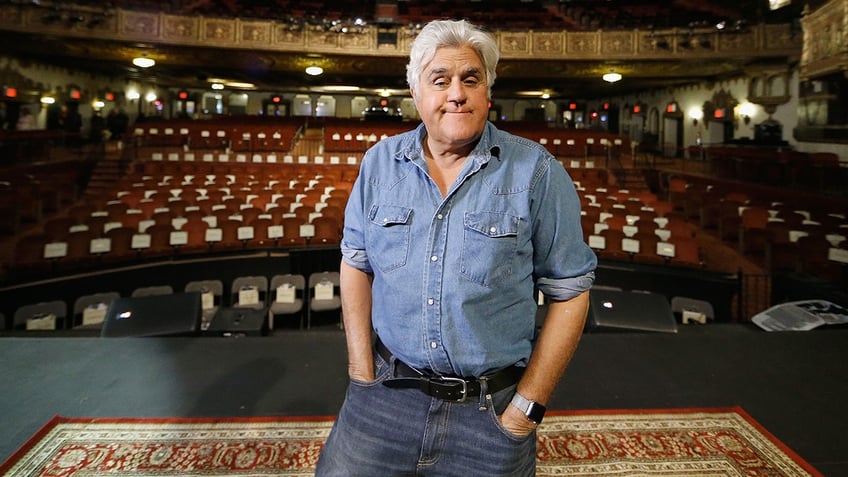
426, 66, 483, 78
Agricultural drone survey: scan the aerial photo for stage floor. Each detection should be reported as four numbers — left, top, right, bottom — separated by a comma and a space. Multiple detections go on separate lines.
1, 324, 846, 475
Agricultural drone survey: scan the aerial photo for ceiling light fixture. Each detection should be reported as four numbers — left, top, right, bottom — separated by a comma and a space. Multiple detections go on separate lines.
321, 85, 360, 92
224, 81, 256, 89
305, 65, 324, 76
132, 56, 155, 68
602, 71, 622, 83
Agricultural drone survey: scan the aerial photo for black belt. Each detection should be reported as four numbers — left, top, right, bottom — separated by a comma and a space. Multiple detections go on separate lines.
377, 340, 524, 403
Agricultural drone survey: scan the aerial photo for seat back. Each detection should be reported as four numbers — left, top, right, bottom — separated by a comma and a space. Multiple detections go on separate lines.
131, 285, 174, 297
231, 275, 268, 308
671, 296, 715, 324
73, 292, 121, 329
307, 271, 341, 328
14, 300, 67, 330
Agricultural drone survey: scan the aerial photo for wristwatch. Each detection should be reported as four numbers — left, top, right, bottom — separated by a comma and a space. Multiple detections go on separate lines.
510, 391, 546, 424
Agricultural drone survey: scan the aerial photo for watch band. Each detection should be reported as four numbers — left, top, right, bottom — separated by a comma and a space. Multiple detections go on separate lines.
510, 391, 546, 424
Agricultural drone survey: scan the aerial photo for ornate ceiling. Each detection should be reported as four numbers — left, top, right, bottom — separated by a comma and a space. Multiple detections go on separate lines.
0, 0, 812, 100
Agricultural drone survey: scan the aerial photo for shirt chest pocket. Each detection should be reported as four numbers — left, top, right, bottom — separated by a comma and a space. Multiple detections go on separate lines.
461, 212, 520, 288
368, 205, 413, 273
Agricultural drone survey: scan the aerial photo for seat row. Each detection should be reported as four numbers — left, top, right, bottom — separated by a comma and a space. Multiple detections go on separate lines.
142, 150, 362, 166
10, 209, 343, 280
3, 272, 341, 333
664, 173, 848, 284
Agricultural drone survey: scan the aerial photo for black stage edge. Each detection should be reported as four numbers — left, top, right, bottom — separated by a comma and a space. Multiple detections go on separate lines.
1, 325, 846, 475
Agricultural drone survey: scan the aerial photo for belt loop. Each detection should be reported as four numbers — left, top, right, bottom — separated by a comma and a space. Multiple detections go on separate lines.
477, 377, 489, 411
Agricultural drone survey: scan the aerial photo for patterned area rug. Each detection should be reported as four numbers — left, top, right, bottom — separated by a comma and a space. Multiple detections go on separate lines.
1, 407, 820, 477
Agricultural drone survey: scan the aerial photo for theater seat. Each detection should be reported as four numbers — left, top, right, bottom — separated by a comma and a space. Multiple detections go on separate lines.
14, 300, 67, 331
72, 292, 121, 330
231, 275, 268, 310
268, 274, 306, 329
307, 271, 341, 328
185, 280, 224, 329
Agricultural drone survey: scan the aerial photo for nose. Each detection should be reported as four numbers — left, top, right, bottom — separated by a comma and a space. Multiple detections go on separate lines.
447, 80, 467, 105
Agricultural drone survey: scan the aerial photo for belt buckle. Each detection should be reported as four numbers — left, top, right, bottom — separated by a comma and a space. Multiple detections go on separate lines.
435, 376, 468, 402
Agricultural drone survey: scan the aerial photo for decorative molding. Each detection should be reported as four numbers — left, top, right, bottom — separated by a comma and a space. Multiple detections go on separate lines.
163, 15, 197, 40
800, 0, 847, 79
121, 11, 159, 38
601, 32, 635, 55
533, 32, 563, 55
0, 4, 801, 62
240, 21, 272, 45
203, 19, 236, 43
703, 89, 739, 126
746, 66, 792, 115
501, 33, 530, 54
567, 32, 598, 55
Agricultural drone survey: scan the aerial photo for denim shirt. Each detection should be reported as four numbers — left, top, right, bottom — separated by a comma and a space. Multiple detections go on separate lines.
341, 122, 597, 377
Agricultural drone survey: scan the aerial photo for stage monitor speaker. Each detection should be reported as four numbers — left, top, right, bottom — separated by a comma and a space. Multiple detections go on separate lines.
588, 289, 678, 333
101, 292, 202, 337
206, 307, 268, 337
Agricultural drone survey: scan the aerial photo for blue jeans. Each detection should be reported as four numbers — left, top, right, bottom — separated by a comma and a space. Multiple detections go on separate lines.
315, 353, 536, 476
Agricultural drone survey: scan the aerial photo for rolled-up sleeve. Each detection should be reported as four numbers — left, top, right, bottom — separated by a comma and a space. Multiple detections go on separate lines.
340, 163, 374, 274
532, 158, 597, 301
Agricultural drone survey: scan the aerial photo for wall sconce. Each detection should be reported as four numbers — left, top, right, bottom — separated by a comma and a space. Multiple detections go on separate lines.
738, 102, 756, 125
305, 65, 324, 76
689, 107, 703, 126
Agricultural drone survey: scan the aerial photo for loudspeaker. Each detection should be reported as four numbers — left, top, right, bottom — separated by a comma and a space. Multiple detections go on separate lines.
101, 293, 202, 338
206, 307, 268, 337
588, 289, 678, 333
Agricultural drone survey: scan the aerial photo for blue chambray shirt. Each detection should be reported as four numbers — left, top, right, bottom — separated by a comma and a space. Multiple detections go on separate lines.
341, 122, 597, 377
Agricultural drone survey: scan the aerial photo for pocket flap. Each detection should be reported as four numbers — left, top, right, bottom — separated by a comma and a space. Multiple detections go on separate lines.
370, 205, 413, 227
464, 212, 519, 238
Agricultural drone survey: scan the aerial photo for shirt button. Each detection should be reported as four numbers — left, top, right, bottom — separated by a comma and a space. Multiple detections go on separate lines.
489, 226, 497, 233
430, 255, 438, 262
437, 214, 443, 220
428, 298, 434, 305
430, 342, 438, 349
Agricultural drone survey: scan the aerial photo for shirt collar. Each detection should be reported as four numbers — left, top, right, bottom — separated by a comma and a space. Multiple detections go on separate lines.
396, 122, 502, 166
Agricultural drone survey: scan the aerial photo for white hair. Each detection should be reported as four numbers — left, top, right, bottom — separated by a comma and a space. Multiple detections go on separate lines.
406, 20, 499, 99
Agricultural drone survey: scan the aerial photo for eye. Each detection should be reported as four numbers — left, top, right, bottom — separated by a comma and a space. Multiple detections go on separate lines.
433, 79, 448, 88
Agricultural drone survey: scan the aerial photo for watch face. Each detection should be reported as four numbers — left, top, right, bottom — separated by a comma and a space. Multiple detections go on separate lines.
527, 402, 546, 424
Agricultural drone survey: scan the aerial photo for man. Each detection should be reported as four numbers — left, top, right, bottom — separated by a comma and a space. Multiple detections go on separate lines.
316, 19, 597, 476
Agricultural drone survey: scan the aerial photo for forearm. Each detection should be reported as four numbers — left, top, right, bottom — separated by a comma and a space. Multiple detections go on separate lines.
501, 290, 590, 433
517, 290, 589, 403
340, 260, 375, 381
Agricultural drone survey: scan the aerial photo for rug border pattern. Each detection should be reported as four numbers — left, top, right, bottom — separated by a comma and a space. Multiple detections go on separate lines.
0, 407, 821, 477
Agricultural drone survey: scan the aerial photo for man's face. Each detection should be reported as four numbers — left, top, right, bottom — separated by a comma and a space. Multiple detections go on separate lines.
411, 45, 489, 152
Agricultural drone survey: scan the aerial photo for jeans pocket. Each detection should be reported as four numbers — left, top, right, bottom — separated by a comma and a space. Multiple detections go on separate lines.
485, 387, 536, 442
349, 351, 391, 387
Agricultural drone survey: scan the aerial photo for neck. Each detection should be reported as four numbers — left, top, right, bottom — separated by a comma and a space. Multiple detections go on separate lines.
423, 137, 470, 198
424, 137, 473, 166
